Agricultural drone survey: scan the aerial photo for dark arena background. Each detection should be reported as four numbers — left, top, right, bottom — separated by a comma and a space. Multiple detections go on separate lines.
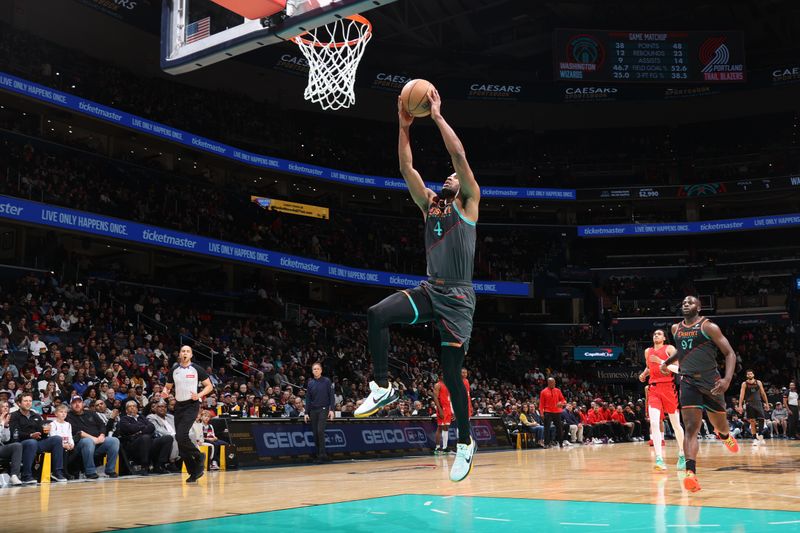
1, 1, 799, 531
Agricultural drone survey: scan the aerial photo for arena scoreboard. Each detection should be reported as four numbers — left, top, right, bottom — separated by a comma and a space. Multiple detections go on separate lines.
555, 29, 746, 83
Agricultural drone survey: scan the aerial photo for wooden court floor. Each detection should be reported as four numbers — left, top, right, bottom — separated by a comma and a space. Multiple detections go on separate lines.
3, 439, 800, 532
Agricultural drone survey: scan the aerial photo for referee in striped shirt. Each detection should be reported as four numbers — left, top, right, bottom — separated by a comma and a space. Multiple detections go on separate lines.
162, 346, 213, 482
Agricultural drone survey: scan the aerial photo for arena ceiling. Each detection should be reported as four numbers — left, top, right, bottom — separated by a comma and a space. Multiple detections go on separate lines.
362, 0, 800, 80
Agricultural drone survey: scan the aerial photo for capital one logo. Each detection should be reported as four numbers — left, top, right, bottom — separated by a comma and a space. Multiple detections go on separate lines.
403, 427, 428, 444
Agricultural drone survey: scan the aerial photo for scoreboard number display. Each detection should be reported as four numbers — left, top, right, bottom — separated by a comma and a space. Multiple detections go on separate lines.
555, 29, 746, 83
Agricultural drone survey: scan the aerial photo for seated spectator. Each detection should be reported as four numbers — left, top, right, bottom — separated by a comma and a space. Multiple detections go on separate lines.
410, 400, 426, 416
0, 402, 23, 485
198, 410, 227, 471
519, 403, 544, 447
771, 402, 788, 437
561, 404, 582, 444
612, 405, 635, 442
285, 397, 305, 418
48, 404, 75, 470
146, 400, 179, 467
9, 393, 66, 483
118, 400, 173, 475
92, 399, 119, 437
66, 395, 120, 479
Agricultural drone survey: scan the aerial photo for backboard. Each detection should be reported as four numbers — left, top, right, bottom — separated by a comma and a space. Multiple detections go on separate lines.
161, 0, 397, 74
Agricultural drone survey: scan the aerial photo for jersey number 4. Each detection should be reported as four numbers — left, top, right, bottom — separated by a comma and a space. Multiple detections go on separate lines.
680, 338, 693, 351
434, 221, 443, 237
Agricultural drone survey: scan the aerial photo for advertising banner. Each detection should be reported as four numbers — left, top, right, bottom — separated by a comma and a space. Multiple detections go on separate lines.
593, 366, 642, 384
0, 73, 575, 202
578, 213, 800, 238
229, 417, 510, 466
0, 195, 530, 296
251, 196, 330, 220
573, 346, 623, 361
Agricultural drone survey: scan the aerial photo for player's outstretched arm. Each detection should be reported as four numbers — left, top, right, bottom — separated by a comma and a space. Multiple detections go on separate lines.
428, 89, 480, 204
397, 96, 434, 214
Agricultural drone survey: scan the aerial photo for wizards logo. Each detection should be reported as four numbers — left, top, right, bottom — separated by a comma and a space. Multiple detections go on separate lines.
567, 35, 605, 70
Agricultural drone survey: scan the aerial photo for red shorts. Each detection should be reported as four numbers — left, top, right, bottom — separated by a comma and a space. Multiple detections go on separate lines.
437, 407, 453, 426
648, 381, 679, 415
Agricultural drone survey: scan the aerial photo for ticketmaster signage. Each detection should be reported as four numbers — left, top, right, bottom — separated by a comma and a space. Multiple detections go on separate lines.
573, 346, 623, 361
0, 72, 575, 201
578, 214, 800, 237
0, 195, 530, 296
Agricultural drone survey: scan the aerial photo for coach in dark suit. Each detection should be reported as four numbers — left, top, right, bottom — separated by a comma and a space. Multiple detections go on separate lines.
304, 362, 335, 463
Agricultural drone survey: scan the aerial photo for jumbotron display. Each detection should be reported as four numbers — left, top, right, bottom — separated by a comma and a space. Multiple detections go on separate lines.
555, 29, 746, 83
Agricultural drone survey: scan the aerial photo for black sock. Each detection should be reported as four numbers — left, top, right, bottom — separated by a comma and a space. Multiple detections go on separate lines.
718, 432, 729, 440
686, 459, 696, 473
441, 345, 471, 444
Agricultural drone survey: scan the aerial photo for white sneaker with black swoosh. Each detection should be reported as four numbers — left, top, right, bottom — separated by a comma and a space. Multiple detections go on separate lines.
449, 437, 476, 482
354, 381, 399, 418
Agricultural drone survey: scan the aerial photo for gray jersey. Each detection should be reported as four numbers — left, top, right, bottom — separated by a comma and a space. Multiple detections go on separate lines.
424, 197, 476, 283
745, 380, 763, 408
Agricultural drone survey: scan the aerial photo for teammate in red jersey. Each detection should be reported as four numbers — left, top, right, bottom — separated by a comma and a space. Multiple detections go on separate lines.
433, 379, 453, 454
462, 368, 473, 418
639, 329, 685, 472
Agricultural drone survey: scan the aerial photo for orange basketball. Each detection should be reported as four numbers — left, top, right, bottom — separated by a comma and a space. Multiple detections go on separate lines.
400, 79, 434, 117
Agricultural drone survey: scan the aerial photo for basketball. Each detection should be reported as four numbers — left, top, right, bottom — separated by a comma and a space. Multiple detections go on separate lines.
400, 79, 435, 117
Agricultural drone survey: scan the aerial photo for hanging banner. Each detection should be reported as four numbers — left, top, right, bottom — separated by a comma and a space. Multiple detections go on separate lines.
0, 195, 531, 296
251, 196, 330, 220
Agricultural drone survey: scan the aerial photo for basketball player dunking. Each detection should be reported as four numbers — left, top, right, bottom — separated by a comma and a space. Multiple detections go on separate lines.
660, 296, 740, 492
354, 89, 480, 482
638, 329, 686, 472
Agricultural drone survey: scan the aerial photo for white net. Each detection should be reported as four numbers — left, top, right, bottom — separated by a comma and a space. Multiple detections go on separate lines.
292, 15, 372, 111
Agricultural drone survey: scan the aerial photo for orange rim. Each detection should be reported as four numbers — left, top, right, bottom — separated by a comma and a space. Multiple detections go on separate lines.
292, 14, 372, 49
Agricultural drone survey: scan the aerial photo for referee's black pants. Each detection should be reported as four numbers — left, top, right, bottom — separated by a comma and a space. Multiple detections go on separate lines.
789, 405, 799, 438
543, 412, 563, 446
309, 407, 329, 459
175, 400, 203, 474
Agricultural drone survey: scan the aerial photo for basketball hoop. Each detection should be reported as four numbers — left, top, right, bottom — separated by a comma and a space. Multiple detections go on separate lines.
292, 15, 372, 111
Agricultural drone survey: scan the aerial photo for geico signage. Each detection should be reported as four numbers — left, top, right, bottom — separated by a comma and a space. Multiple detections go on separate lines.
469, 84, 522, 93
262, 429, 347, 449
565, 87, 618, 95
362, 428, 407, 444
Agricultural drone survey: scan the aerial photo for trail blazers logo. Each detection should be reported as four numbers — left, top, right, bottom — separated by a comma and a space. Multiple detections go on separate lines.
699, 37, 744, 81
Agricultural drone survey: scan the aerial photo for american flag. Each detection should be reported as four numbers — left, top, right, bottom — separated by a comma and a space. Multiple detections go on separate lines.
185, 17, 210, 44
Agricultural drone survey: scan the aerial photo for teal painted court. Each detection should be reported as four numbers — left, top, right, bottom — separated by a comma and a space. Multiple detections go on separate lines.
127, 494, 800, 532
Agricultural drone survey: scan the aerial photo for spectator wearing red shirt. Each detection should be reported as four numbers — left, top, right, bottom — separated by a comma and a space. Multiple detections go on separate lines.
539, 378, 566, 447
612, 405, 635, 441
588, 403, 612, 442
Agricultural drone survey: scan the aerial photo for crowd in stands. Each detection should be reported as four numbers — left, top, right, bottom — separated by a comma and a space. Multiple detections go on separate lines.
1, 268, 798, 484
1, 23, 798, 190
0, 134, 558, 281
